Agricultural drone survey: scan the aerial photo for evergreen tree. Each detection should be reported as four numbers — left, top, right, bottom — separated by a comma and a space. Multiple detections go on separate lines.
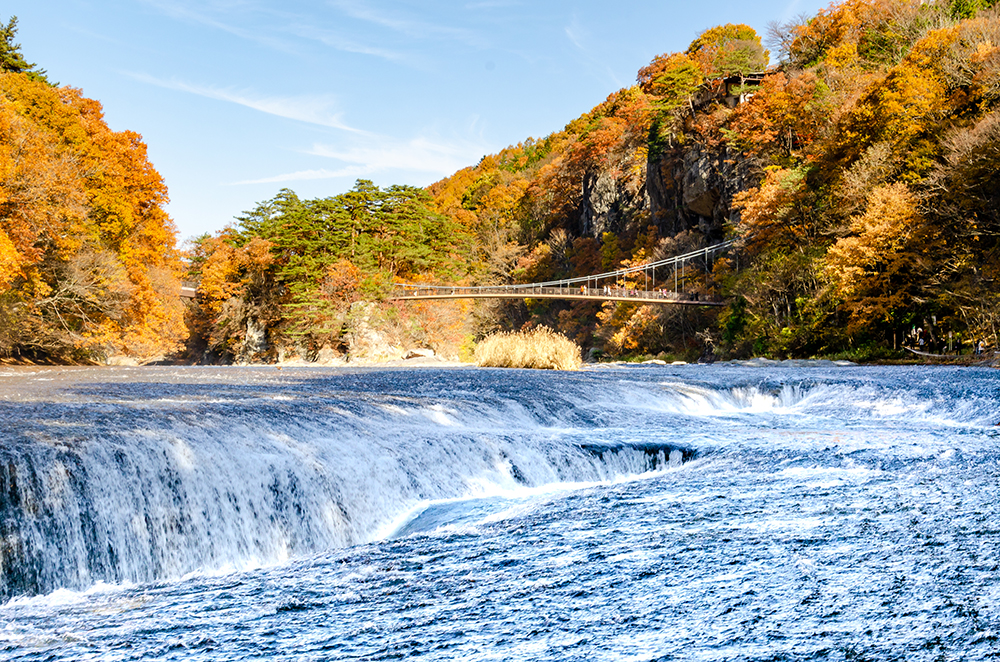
0, 17, 51, 84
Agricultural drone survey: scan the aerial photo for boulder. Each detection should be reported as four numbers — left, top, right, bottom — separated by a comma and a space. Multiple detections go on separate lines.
345, 301, 405, 362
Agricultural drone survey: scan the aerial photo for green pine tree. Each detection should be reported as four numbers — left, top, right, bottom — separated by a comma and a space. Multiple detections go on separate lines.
0, 16, 51, 84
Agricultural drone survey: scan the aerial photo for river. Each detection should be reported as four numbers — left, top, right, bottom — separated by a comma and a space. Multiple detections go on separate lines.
1, 363, 998, 660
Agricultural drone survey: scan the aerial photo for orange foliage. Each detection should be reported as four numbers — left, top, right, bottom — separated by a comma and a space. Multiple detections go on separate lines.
0, 72, 186, 358
322, 258, 362, 301
0, 99, 86, 272
0, 230, 18, 288
790, 0, 924, 68
479, 178, 531, 223
732, 167, 813, 251
836, 25, 959, 163
428, 166, 479, 227
197, 231, 275, 317
726, 71, 831, 155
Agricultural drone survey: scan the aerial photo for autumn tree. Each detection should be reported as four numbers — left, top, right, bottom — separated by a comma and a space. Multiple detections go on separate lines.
187, 230, 278, 360
725, 70, 831, 157
0, 67, 186, 360
732, 166, 817, 252
0, 100, 85, 288
687, 24, 769, 78
186, 179, 477, 359
424, 0, 1000, 360
825, 182, 924, 336
638, 52, 704, 112
0, 19, 184, 361
787, 0, 929, 70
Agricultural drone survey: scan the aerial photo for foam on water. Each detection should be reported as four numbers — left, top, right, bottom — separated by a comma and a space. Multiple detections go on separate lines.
1, 363, 998, 615
642, 374, 999, 429
0, 368, 697, 602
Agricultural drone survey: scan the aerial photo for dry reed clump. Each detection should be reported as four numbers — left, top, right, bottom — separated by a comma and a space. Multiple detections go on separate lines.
474, 326, 582, 370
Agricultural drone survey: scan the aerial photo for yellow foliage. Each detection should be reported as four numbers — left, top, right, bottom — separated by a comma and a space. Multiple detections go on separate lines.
0, 72, 186, 358
322, 258, 361, 300
826, 41, 861, 68
0, 228, 21, 289
196, 233, 249, 316
791, 0, 924, 66
606, 305, 660, 354
825, 182, 919, 327
474, 326, 582, 370
733, 167, 811, 251
479, 178, 530, 222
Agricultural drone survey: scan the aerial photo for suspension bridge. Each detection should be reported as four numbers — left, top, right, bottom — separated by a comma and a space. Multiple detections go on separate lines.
390, 240, 735, 306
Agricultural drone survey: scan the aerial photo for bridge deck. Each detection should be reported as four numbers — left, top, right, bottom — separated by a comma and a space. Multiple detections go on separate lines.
389, 287, 722, 306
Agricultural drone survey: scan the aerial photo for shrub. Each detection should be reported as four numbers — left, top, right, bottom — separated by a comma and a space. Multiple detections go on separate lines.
474, 326, 582, 370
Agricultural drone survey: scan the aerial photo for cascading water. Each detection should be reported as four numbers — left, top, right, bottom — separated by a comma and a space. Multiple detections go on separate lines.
2, 363, 1000, 661
0, 366, 694, 602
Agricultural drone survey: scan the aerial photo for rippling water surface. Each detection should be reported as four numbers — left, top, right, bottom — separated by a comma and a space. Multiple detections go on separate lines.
1, 363, 999, 661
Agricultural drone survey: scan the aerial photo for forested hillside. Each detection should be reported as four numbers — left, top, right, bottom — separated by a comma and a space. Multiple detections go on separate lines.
4, 0, 999, 364
421, 0, 1000, 360
185, 183, 476, 362
0, 17, 186, 362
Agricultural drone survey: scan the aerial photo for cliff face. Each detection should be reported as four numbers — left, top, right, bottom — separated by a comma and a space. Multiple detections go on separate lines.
424, 83, 764, 356
578, 168, 646, 238
575, 140, 753, 246
646, 145, 754, 243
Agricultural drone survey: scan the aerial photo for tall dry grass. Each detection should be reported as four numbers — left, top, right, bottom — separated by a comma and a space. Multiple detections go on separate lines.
474, 326, 582, 370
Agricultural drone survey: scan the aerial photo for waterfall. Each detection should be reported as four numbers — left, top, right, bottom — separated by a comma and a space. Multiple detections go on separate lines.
0, 368, 694, 601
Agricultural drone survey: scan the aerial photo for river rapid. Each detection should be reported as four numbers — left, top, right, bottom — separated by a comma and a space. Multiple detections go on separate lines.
1, 363, 999, 661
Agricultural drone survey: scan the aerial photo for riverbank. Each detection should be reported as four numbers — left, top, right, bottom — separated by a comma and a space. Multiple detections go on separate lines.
2, 348, 997, 370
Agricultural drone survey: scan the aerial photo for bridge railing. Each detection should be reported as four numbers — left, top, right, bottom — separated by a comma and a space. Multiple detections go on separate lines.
394, 239, 736, 297
524, 239, 735, 289
393, 284, 718, 303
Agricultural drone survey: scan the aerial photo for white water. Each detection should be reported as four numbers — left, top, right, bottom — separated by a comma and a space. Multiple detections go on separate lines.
0, 366, 694, 600
2, 364, 999, 661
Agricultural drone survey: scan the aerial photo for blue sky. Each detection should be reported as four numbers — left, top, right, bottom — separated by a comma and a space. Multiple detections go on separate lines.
15, 0, 830, 243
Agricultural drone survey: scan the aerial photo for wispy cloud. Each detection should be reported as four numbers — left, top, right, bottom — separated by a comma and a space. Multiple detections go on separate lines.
127, 73, 369, 133
139, 0, 301, 54
327, 0, 485, 47
562, 15, 622, 89
565, 16, 587, 51
289, 24, 411, 63
309, 135, 488, 173
232, 133, 493, 185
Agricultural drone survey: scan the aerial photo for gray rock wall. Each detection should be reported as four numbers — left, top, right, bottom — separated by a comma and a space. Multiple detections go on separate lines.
646, 145, 757, 243
574, 140, 757, 246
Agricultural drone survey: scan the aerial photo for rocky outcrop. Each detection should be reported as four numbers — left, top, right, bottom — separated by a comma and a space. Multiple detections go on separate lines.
579, 167, 649, 238
344, 301, 405, 362
575, 140, 757, 247
646, 144, 758, 242
235, 318, 269, 364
